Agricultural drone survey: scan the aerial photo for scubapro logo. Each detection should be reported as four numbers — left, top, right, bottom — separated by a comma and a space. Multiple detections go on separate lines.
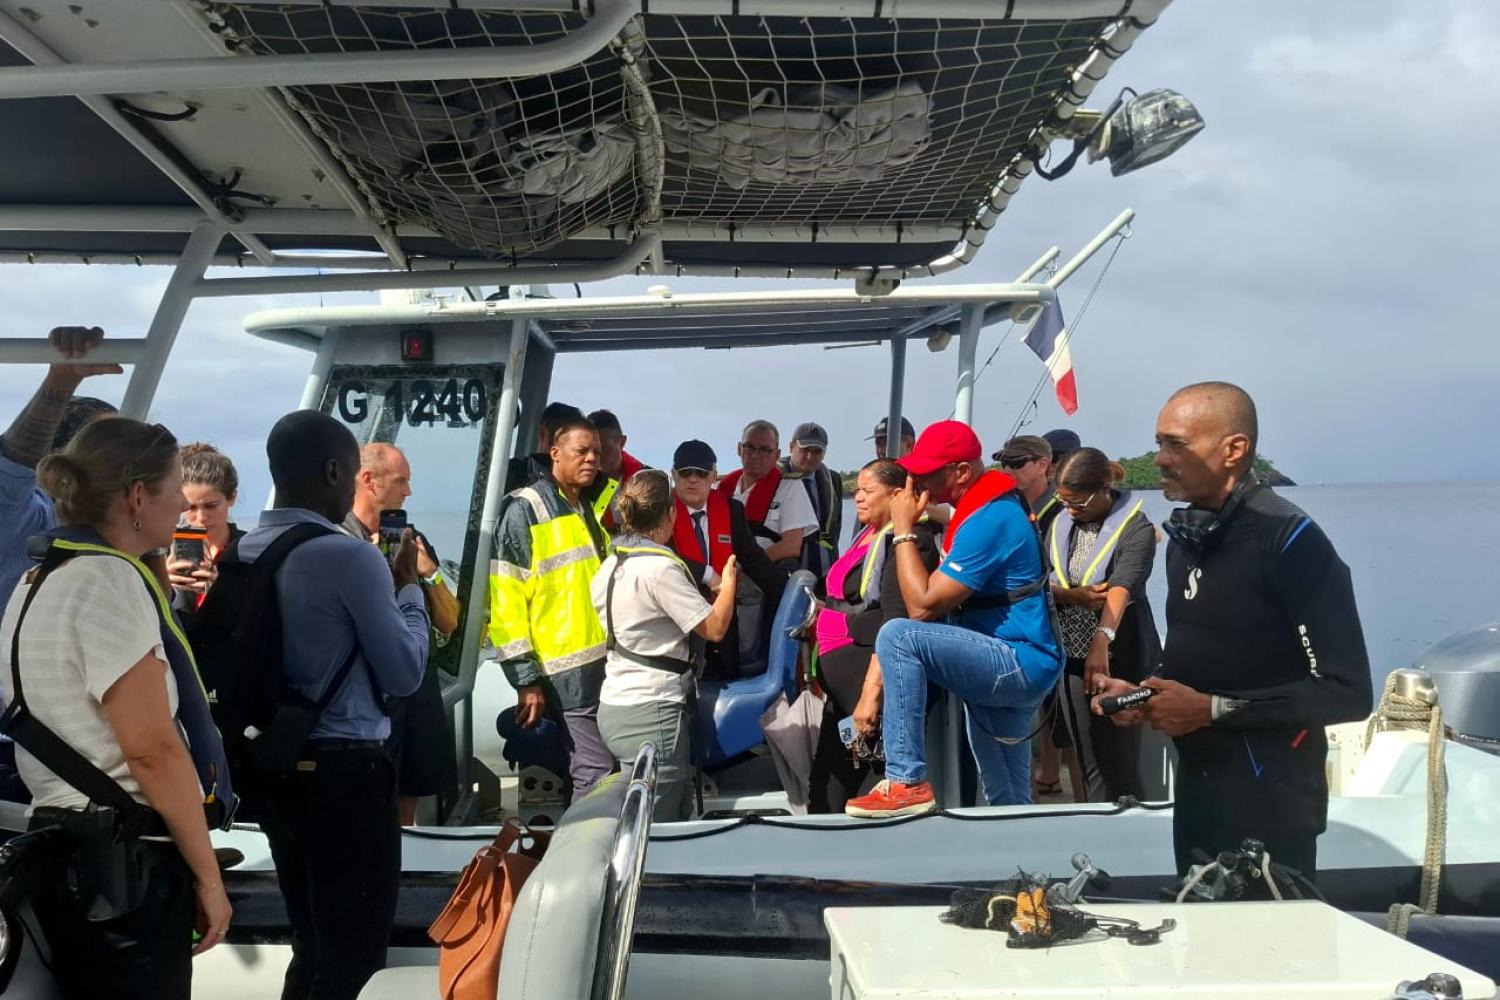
1298, 624, 1321, 677
1184, 567, 1203, 600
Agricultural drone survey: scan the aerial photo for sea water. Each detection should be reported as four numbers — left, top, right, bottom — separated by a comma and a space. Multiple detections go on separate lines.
326, 482, 1500, 685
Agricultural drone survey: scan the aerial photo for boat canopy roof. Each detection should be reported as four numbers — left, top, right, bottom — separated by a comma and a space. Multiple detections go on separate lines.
0, 0, 1169, 281
244, 280, 1058, 355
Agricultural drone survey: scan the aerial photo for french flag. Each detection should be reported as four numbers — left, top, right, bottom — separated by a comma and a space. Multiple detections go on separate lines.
1023, 299, 1078, 416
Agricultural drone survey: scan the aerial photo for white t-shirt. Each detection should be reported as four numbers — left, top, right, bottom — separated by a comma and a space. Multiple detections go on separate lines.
591, 544, 712, 707
735, 475, 818, 550
0, 557, 177, 810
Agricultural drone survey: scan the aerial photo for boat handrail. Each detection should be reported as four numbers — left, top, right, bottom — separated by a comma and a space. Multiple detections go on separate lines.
592, 742, 658, 1000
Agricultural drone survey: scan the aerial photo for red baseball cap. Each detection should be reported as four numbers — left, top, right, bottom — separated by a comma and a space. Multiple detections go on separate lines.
898, 420, 984, 476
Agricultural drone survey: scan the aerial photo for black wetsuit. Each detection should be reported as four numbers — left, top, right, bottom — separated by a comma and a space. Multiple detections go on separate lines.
1159, 482, 1372, 878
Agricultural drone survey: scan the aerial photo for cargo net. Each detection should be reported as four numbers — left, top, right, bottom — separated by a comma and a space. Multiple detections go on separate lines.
206, 5, 1113, 260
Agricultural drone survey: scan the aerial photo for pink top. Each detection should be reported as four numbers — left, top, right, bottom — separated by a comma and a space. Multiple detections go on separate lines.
815, 523, 881, 656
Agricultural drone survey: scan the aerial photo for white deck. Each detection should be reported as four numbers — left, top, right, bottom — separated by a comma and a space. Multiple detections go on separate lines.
826, 901, 1495, 999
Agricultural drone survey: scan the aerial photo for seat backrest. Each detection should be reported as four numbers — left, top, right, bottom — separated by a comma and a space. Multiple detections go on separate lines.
499, 745, 658, 1000
693, 571, 817, 766
763, 570, 816, 700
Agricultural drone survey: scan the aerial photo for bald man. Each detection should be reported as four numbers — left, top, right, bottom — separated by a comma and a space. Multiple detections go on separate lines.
344, 442, 461, 823
1093, 382, 1371, 882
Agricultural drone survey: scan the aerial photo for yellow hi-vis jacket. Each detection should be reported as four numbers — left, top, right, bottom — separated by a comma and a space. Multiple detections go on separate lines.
590, 476, 620, 528
489, 478, 610, 711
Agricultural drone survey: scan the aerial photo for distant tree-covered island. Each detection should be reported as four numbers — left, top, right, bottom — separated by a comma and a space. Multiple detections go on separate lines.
832, 454, 1293, 490
1115, 452, 1295, 489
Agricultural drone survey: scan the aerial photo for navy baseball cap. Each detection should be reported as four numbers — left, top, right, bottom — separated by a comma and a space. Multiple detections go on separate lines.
868, 416, 917, 441
1042, 429, 1081, 458
672, 439, 717, 472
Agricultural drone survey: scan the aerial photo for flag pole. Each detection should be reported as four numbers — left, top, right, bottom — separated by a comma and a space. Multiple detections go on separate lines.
1047, 208, 1135, 289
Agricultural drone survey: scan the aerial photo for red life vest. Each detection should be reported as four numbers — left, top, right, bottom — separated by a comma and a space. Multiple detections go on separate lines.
672, 492, 733, 573
943, 470, 1020, 554
618, 451, 645, 483
716, 466, 782, 526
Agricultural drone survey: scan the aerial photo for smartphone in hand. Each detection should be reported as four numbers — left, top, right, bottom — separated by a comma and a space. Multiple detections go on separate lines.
378, 509, 408, 565
172, 527, 209, 565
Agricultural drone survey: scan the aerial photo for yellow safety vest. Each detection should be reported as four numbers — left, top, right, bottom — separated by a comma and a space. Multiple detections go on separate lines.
591, 476, 621, 528
1048, 496, 1146, 588
489, 485, 608, 704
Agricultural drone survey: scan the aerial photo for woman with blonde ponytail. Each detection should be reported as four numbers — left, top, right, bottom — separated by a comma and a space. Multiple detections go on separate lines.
590, 470, 738, 819
1, 417, 234, 999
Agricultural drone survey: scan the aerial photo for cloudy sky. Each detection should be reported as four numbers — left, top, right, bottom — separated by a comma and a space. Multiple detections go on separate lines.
2, 0, 1496, 513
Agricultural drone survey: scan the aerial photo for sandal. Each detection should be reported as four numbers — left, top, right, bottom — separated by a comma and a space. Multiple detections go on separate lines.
1034, 779, 1063, 796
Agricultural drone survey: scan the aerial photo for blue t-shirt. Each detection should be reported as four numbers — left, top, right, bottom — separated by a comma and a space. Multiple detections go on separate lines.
0, 444, 55, 606
938, 495, 1060, 679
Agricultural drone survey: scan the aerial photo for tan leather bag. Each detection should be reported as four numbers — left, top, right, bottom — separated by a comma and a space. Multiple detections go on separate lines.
428, 818, 549, 1000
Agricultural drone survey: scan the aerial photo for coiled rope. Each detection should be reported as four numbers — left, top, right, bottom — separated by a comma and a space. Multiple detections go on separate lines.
1364, 672, 1447, 938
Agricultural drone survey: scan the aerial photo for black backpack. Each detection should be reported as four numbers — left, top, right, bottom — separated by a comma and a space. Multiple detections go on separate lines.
189, 522, 362, 785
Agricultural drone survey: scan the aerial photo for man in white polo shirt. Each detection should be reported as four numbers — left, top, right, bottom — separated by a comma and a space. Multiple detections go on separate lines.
715, 419, 817, 660
716, 419, 817, 565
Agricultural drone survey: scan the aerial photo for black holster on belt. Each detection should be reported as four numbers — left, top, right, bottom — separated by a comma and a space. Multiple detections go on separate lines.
28, 805, 171, 922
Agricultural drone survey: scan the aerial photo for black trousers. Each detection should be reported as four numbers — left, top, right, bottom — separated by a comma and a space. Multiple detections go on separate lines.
30, 838, 194, 1000
807, 644, 879, 813
258, 747, 401, 1000
1056, 656, 1145, 803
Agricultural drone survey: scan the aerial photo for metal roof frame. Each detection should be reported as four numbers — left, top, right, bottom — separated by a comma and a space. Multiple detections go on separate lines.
0, 0, 1169, 280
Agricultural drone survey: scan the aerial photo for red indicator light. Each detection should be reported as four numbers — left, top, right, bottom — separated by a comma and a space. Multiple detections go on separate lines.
400, 328, 433, 362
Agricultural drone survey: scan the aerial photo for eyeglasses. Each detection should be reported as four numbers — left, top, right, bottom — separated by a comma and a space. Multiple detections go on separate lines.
999, 455, 1038, 471
1053, 490, 1100, 512
794, 444, 825, 454
739, 444, 777, 457
675, 468, 711, 480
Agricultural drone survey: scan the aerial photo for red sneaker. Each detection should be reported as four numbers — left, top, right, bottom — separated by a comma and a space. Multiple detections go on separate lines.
844, 779, 938, 819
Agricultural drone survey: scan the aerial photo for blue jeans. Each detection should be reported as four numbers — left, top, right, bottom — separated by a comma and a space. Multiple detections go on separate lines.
875, 618, 1059, 805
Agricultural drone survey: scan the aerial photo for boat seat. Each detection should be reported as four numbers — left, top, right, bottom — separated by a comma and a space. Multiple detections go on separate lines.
692, 571, 814, 768
359, 744, 660, 1000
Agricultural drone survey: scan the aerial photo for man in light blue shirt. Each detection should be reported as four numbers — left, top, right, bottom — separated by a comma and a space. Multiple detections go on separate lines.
241, 410, 427, 1000
0, 326, 118, 803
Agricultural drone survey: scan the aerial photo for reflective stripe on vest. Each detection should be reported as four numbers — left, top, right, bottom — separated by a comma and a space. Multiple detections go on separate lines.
41, 539, 232, 821
824, 523, 892, 616
488, 487, 607, 676
50, 540, 207, 698
1048, 493, 1146, 588
592, 476, 621, 527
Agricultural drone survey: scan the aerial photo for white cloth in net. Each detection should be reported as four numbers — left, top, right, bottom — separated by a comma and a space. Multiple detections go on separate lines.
661, 80, 931, 190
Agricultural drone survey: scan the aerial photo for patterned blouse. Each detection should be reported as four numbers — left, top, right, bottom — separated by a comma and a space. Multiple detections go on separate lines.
1058, 519, 1105, 659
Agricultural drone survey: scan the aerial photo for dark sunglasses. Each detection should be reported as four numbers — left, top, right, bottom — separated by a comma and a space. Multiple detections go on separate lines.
999, 455, 1038, 471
